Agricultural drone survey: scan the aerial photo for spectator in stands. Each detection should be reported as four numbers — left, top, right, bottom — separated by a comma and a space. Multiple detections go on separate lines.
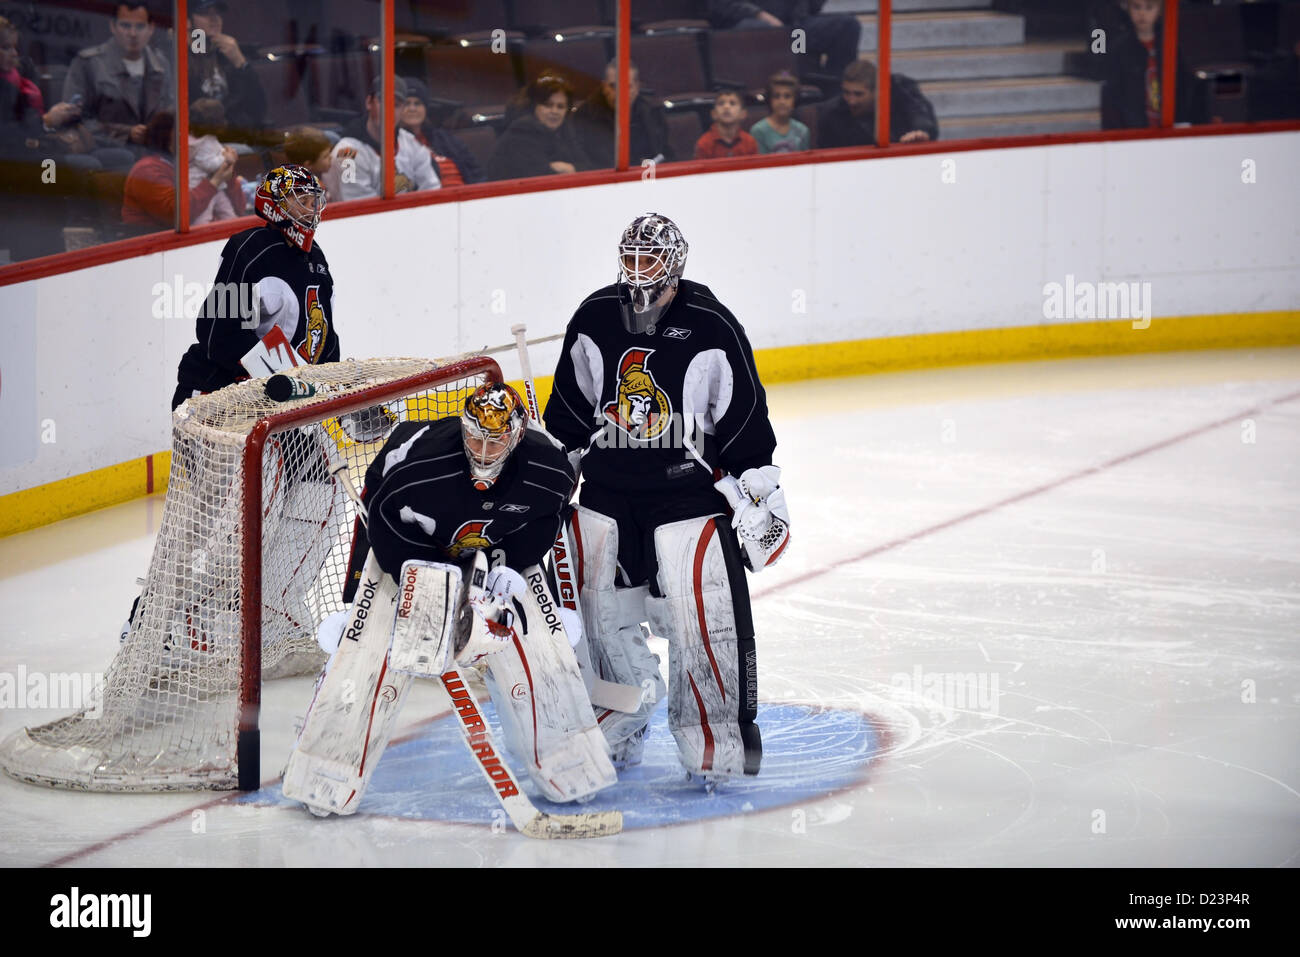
694, 88, 759, 159
1087, 0, 1193, 129
707, 1, 861, 80
570, 59, 673, 169
818, 58, 937, 147
123, 109, 245, 227
321, 75, 440, 201
63, 2, 173, 167
398, 77, 485, 186
188, 0, 266, 139
750, 70, 810, 152
284, 126, 334, 179
0, 15, 47, 158
487, 74, 593, 180
188, 98, 245, 224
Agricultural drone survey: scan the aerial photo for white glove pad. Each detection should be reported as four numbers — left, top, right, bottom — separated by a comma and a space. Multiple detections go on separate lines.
714, 465, 791, 572
482, 565, 527, 604
316, 609, 349, 656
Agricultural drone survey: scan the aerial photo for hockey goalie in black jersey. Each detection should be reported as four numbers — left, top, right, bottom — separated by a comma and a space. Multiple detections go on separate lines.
171, 165, 338, 410
543, 212, 791, 786
283, 383, 617, 817
346, 384, 576, 588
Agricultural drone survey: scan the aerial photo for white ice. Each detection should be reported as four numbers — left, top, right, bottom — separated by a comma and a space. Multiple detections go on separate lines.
1, 348, 1297, 867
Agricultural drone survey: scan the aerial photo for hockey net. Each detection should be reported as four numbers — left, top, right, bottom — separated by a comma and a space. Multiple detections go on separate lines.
0, 356, 498, 791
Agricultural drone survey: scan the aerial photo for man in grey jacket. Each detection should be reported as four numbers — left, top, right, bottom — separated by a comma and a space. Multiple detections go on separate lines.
62, 2, 172, 167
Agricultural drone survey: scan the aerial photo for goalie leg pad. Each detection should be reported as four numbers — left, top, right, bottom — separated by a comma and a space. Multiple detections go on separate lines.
282, 553, 412, 816
570, 506, 665, 747
482, 567, 617, 803
646, 515, 761, 779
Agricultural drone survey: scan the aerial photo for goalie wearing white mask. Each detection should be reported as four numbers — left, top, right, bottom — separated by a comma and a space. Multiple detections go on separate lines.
544, 212, 791, 787
283, 383, 617, 818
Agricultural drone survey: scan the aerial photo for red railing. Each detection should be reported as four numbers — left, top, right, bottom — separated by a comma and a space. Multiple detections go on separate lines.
1, 0, 1295, 290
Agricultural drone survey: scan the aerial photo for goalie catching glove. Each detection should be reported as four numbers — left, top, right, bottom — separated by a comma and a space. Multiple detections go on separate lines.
714, 465, 791, 571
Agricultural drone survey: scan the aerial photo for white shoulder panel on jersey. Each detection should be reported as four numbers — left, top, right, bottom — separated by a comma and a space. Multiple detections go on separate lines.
252, 275, 300, 341
681, 348, 732, 435
572, 332, 605, 408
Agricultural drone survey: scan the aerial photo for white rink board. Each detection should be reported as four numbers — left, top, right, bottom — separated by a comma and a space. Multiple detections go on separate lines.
1, 130, 1297, 493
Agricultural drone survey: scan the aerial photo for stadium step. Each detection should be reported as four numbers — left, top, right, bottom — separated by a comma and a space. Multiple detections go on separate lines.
938, 109, 1101, 139
922, 76, 1101, 118
894, 41, 1085, 81
824, 0, 992, 12
859, 10, 1026, 51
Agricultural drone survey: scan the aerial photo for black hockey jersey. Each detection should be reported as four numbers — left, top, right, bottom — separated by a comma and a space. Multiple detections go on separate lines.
544, 279, 777, 493
349, 418, 576, 588
172, 224, 339, 409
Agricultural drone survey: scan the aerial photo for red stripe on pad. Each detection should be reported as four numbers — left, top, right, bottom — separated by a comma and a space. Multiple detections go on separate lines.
692, 520, 726, 700
687, 673, 714, 772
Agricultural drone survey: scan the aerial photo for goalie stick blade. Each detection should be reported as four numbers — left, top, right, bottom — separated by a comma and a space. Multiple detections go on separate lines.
518, 808, 624, 840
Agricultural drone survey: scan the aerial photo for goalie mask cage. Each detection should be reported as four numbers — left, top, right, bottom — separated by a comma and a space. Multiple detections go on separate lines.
0, 356, 499, 792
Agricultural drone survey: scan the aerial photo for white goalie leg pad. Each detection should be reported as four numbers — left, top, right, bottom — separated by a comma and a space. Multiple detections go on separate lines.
282, 551, 412, 816
388, 560, 464, 676
481, 566, 617, 803
646, 515, 747, 778
569, 506, 666, 747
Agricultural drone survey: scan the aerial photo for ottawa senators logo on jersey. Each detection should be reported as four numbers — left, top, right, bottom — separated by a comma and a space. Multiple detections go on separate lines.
447, 519, 494, 558
603, 348, 672, 441
299, 285, 328, 363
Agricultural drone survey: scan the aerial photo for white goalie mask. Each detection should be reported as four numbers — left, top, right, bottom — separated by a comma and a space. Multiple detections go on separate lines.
461, 383, 527, 491
616, 213, 688, 334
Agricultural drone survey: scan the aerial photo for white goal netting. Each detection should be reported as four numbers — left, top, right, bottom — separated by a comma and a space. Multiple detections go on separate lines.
0, 356, 497, 791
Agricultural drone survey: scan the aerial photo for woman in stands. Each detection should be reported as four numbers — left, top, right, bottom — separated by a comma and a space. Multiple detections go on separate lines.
486, 73, 593, 181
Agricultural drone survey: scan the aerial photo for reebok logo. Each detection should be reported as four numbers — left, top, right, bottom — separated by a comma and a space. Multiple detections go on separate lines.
662, 327, 691, 339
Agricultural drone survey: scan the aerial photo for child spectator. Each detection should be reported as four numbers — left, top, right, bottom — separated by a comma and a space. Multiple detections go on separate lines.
1087, 0, 1193, 129
284, 126, 334, 179
750, 71, 810, 153
188, 98, 245, 224
487, 74, 592, 180
123, 109, 243, 227
694, 89, 758, 160
398, 77, 485, 186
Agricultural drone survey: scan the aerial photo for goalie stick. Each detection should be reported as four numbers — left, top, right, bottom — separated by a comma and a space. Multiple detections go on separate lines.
329, 446, 622, 839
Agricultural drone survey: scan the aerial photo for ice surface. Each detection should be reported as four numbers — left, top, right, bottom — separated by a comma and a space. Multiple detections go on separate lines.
1, 348, 1296, 866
